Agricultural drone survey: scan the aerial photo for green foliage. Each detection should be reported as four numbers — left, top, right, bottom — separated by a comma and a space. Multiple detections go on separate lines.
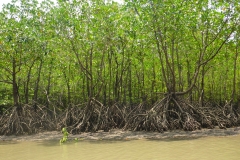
60, 127, 69, 143
0, 0, 239, 108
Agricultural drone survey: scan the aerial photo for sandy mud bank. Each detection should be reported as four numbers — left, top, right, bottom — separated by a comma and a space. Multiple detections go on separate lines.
1, 127, 240, 141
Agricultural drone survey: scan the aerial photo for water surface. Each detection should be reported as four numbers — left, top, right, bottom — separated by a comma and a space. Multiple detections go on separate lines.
1, 135, 240, 160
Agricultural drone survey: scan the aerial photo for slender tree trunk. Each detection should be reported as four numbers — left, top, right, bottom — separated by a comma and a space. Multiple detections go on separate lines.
33, 59, 43, 110
63, 64, 71, 105
24, 60, 35, 104
12, 58, 19, 107
231, 45, 239, 101
108, 48, 113, 104
46, 59, 53, 103
200, 66, 205, 107
151, 58, 156, 104
128, 61, 132, 104
186, 59, 192, 101
89, 44, 93, 98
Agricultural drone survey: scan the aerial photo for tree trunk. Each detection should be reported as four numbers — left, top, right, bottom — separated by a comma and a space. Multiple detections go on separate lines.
12, 58, 19, 107
231, 45, 239, 101
24, 60, 35, 104
33, 59, 43, 110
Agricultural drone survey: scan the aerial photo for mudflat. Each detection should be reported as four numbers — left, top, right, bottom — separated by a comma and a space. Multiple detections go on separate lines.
1, 127, 240, 141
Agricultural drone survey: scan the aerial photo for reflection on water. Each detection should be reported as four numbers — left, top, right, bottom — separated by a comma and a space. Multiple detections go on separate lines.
1, 135, 240, 160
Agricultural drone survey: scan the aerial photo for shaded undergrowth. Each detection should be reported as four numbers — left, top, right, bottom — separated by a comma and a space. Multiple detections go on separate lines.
0, 95, 239, 135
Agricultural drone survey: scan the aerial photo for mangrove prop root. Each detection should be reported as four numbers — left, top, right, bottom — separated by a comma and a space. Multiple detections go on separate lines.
0, 104, 55, 135
0, 95, 239, 135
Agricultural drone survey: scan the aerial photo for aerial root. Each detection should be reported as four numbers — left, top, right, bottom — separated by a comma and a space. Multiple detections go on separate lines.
0, 96, 239, 135
122, 95, 238, 132
0, 104, 55, 135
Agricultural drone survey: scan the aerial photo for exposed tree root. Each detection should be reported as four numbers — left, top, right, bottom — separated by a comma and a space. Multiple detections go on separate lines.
0, 104, 55, 135
58, 98, 127, 134
123, 95, 239, 132
0, 96, 239, 135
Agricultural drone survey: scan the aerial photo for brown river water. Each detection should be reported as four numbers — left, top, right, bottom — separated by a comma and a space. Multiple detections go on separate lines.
1, 135, 240, 160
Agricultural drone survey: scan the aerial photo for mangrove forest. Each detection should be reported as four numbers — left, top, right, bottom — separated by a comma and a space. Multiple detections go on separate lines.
0, 0, 240, 135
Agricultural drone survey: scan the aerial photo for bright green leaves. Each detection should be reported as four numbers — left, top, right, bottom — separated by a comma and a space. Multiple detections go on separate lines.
60, 127, 69, 143
0, 0, 239, 106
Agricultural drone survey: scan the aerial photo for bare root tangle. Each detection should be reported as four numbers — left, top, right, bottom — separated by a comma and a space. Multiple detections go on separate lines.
124, 96, 171, 132
182, 112, 201, 131
58, 98, 127, 134
192, 101, 238, 129
123, 94, 240, 132
0, 107, 22, 135
1, 96, 240, 135
100, 102, 127, 131
57, 104, 85, 132
0, 104, 55, 135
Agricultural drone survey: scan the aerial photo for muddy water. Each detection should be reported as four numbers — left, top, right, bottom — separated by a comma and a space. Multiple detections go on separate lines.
1, 135, 240, 160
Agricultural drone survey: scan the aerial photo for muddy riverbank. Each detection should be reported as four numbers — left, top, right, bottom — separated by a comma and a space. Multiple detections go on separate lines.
1, 127, 240, 141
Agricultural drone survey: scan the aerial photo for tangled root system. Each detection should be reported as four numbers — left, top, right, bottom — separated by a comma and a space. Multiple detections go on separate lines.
0, 96, 239, 135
